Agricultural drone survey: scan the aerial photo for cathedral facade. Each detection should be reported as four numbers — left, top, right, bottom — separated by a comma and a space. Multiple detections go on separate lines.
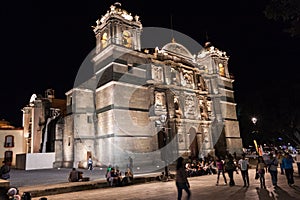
54, 3, 242, 171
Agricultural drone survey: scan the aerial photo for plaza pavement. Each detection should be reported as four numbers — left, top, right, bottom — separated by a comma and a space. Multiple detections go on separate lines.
6, 163, 300, 200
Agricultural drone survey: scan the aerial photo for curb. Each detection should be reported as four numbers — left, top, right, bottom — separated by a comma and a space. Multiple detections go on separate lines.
18, 173, 164, 198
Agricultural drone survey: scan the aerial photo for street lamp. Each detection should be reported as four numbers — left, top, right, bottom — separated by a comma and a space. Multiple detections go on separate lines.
251, 117, 258, 134
251, 117, 257, 125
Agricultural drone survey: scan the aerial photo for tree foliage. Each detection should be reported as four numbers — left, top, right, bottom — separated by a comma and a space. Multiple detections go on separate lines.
264, 0, 300, 37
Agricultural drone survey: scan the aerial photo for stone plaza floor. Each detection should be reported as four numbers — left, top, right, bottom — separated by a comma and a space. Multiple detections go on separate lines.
10, 165, 299, 200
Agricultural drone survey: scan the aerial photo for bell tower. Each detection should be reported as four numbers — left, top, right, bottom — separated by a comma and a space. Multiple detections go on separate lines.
197, 41, 243, 156
92, 2, 142, 54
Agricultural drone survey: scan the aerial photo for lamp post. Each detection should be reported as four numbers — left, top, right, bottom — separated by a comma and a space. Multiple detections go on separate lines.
159, 114, 169, 180
251, 117, 259, 154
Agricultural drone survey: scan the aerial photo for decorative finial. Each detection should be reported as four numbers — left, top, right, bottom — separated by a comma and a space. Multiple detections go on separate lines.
172, 38, 176, 43
134, 15, 140, 22
204, 41, 212, 49
114, 2, 122, 7
96, 19, 100, 26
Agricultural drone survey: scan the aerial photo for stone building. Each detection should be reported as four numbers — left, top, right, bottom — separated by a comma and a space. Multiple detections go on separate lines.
22, 89, 66, 154
56, 2, 242, 171
0, 119, 24, 166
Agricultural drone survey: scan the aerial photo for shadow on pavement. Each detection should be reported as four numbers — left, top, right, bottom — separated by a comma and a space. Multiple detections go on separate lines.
255, 186, 297, 200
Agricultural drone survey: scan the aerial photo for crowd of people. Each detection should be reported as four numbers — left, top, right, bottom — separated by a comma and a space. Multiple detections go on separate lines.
185, 156, 217, 177
1, 151, 297, 200
67, 156, 134, 187
105, 165, 134, 187
181, 150, 297, 189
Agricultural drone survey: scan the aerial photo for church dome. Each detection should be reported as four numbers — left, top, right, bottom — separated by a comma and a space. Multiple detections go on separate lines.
161, 41, 194, 60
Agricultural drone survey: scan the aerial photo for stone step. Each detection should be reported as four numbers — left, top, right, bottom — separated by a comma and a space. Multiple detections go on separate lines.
18, 173, 162, 198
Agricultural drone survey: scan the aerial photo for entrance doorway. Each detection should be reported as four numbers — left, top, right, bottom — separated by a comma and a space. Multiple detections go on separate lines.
188, 128, 199, 159
87, 151, 92, 162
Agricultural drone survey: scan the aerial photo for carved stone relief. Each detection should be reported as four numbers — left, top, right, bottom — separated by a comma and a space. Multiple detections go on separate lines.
180, 69, 194, 88
151, 65, 163, 83
184, 93, 196, 118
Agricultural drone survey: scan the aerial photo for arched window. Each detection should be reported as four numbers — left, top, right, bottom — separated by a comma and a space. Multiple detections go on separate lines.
101, 32, 108, 49
122, 30, 132, 48
4, 135, 14, 147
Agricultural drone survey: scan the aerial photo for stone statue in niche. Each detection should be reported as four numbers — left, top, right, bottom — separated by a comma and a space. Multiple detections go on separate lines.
178, 134, 184, 143
199, 98, 209, 120
197, 75, 207, 91
207, 100, 213, 119
171, 68, 180, 85
152, 65, 163, 83
174, 97, 182, 118
207, 100, 212, 112
202, 128, 209, 146
154, 92, 166, 111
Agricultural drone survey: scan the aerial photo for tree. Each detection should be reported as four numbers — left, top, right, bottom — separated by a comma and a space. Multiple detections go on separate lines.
264, 0, 300, 37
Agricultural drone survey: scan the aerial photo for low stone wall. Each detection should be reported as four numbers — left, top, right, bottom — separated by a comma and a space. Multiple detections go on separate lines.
16, 153, 55, 170
0, 179, 10, 188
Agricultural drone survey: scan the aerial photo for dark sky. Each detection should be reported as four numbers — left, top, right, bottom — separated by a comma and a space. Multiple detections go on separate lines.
1, 0, 299, 130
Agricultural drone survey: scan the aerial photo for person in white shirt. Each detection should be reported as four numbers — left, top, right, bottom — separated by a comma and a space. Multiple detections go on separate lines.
238, 153, 250, 187
87, 156, 93, 170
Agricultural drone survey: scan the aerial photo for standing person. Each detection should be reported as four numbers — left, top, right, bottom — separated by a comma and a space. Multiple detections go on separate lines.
238, 153, 250, 187
175, 157, 191, 200
225, 154, 236, 186
215, 156, 227, 186
0, 160, 10, 180
268, 152, 279, 187
128, 156, 133, 173
282, 152, 295, 186
87, 156, 93, 170
256, 156, 267, 189
278, 152, 284, 175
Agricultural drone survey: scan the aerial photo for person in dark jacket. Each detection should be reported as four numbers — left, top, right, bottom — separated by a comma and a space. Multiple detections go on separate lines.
282, 152, 295, 186
68, 168, 82, 182
0, 160, 10, 180
175, 157, 191, 200
225, 154, 236, 186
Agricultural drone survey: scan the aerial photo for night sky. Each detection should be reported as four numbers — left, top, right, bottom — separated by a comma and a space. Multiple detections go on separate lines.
1, 0, 299, 146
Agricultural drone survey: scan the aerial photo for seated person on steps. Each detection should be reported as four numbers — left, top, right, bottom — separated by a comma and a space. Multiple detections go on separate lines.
68, 168, 83, 182
122, 167, 133, 185
107, 168, 121, 186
